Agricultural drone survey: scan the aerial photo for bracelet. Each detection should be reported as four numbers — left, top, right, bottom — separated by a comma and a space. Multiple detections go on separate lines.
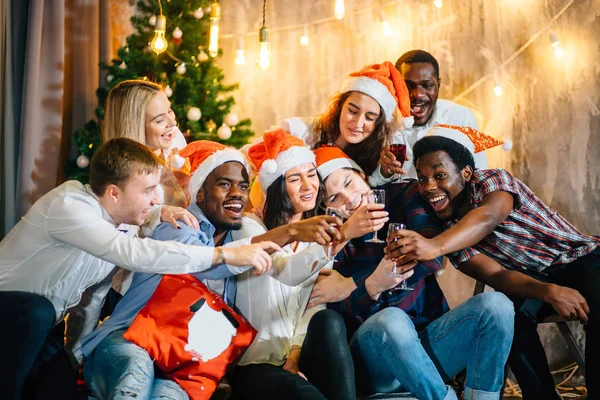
218, 247, 227, 264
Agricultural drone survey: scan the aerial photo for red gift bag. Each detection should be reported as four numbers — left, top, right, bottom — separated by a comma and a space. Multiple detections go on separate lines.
123, 274, 256, 399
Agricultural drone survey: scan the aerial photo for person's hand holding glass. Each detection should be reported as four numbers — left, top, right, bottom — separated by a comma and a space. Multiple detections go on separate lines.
383, 223, 414, 291
322, 207, 342, 262
365, 190, 386, 243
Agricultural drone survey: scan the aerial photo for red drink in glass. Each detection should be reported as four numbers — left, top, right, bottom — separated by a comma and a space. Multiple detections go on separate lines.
389, 144, 406, 166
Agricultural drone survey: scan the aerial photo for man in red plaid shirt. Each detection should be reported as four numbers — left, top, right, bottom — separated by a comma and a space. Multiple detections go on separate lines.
386, 135, 600, 400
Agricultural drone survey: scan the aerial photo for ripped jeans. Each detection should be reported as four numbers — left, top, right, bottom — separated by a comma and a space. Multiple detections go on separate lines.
83, 329, 188, 400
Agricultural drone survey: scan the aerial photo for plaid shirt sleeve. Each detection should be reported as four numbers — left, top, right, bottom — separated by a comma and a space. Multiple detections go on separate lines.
471, 169, 523, 210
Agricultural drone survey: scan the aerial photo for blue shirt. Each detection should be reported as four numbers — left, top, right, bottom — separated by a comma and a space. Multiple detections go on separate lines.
81, 203, 237, 358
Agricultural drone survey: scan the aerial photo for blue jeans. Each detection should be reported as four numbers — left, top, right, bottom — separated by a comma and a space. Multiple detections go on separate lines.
351, 292, 514, 400
84, 329, 188, 400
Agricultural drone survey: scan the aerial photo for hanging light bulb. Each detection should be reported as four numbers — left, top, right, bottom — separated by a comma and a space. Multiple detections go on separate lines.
379, 11, 392, 37
256, 0, 272, 71
235, 36, 246, 65
150, 15, 167, 55
493, 82, 503, 96
208, 1, 221, 57
549, 31, 564, 58
334, 0, 345, 20
433, 0, 443, 8
300, 25, 309, 46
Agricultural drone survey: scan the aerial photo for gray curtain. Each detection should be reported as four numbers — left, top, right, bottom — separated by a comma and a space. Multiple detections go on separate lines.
1, 0, 29, 237
1, 0, 112, 237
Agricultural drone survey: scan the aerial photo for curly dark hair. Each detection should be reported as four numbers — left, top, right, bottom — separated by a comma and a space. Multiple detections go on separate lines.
413, 136, 475, 172
262, 175, 324, 230
311, 92, 391, 176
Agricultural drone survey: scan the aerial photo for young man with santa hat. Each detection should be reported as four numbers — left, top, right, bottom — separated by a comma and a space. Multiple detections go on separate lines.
388, 127, 600, 399
81, 140, 341, 399
0, 138, 274, 400
309, 144, 515, 400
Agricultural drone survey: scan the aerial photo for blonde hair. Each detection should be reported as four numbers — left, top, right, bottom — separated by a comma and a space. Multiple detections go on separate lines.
102, 80, 163, 145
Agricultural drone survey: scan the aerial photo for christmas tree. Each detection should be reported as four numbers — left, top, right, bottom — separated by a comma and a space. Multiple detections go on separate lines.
67, 0, 254, 182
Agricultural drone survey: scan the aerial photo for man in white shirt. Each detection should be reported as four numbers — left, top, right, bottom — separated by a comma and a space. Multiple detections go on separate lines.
387, 50, 483, 179
0, 138, 276, 400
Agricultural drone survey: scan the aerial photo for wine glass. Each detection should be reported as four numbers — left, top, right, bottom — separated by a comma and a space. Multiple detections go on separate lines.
323, 207, 342, 262
384, 223, 414, 291
389, 135, 407, 184
365, 190, 386, 243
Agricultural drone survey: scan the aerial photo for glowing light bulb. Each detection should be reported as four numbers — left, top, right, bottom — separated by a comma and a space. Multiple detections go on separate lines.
300, 26, 309, 46
150, 15, 167, 55
334, 0, 345, 20
380, 11, 392, 37
208, 2, 221, 57
493, 85, 503, 96
235, 37, 246, 65
549, 31, 564, 58
433, 0, 443, 8
256, 27, 272, 71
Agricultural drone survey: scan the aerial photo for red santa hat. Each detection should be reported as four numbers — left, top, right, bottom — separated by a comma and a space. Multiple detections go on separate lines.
179, 140, 249, 200
314, 145, 362, 181
427, 124, 512, 152
246, 128, 316, 190
340, 61, 413, 128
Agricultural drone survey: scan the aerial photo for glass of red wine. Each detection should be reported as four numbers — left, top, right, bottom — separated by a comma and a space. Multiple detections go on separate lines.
389, 142, 407, 184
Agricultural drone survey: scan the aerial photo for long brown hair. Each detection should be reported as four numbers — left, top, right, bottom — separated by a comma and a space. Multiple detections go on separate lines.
311, 91, 391, 175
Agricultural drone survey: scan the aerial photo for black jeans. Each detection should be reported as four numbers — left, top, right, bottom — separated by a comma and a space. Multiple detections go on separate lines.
0, 291, 78, 400
508, 248, 600, 399
231, 309, 355, 400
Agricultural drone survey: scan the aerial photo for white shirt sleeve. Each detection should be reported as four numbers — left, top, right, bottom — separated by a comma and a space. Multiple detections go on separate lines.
292, 302, 326, 347
368, 165, 394, 187
45, 194, 215, 274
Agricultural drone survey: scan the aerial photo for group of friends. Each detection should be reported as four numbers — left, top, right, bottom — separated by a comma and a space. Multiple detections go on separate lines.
0, 50, 598, 400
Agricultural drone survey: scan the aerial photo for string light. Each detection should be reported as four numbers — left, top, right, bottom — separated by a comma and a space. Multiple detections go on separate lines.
493, 78, 503, 97
208, 1, 221, 57
300, 25, 309, 46
256, 0, 272, 70
150, 1, 167, 55
334, 0, 345, 20
379, 11, 392, 37
433, 0, 443, 8
235, 36, 246, 65
549, 31, 565, 58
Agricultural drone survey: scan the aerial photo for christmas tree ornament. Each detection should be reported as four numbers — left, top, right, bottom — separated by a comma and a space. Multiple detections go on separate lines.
106, 74, 114, 83
208, 1, 221, 57
193, 8, 204, 19
256, 0, 272, 71
119, 62, 127, 69
172, 27, 183, 39
176, 63, 187, 75
187, 107, 202, 121
224, 112, 239, 126
164, 85, 173, 97
206, 120, 217, 132
149, 15, 157, 26
198, 49, 209, 62
217, 123, 232, 140
150, 15, 168, 55
76, 154, 90, 169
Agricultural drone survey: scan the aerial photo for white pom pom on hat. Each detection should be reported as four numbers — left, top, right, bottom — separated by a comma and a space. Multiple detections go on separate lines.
262, 159, 278, 174
170, 154, 186, 170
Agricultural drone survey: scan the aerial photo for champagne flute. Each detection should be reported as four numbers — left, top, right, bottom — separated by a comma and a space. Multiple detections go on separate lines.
384, 223, 413, 291
388, 136, 407, 184
365, 190, 386, 243
323, 207, 342, 262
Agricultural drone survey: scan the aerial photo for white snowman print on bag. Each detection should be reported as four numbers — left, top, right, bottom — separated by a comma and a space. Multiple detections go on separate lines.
184, 297, 239, 362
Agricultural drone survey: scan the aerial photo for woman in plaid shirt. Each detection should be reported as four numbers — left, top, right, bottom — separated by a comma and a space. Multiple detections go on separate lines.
392, 134, 600, 399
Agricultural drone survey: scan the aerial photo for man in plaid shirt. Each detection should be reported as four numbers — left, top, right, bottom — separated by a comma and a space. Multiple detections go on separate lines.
391, 135, 600, 399
309, 146, 515, 400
